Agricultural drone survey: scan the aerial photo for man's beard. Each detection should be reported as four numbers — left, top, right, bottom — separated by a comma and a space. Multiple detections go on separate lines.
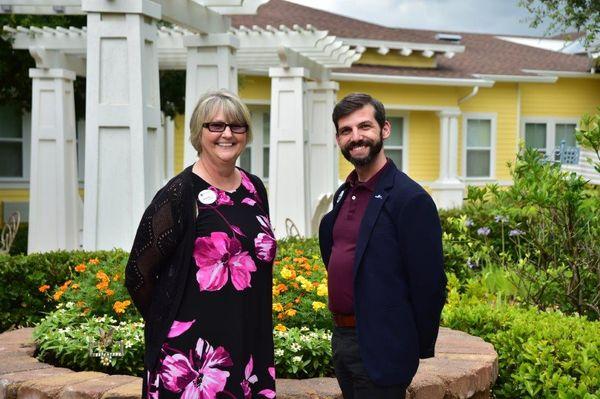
340, 132, 383, 167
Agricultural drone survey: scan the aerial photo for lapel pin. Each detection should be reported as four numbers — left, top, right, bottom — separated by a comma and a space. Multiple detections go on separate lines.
374, 194, 383, 199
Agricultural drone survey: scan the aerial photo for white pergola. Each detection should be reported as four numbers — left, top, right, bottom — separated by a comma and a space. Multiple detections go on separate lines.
3, 0, 360, 253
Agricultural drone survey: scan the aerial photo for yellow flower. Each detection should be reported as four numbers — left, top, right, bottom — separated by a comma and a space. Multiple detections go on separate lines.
317, 284, 328, 297
38, 284, 50, 293
285, 309, 297, 317
272, 303, 283, 312
71, 284, 80, 289
274, 324, 287, 332
74, 263, 86, 272
113, 300, 131, 314
112, 273, 120, 281
280, 268, 292, 280
96, 270, 109, 281
312, 301, 326, 311
272, 286, 280, 297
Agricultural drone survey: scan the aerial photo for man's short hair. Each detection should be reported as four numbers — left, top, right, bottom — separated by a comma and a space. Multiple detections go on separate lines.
332, 93, 386, 133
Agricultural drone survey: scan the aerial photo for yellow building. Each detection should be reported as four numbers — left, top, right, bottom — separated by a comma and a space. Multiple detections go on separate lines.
1, 0, 599, 230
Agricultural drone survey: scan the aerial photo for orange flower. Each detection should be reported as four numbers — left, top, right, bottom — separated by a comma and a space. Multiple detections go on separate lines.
76, 300, 85, 308
112, 273, 120, 281
71, 284, 80, 289
295, 249, 304, 255
291, 282, 299, 289
277, 313, 285, 320
38, 284, 50, 293
113, 300, 131, 314
53, 290, 64, 301
276, 283, 288, 293
96, 281, 109, 291
274, 324, 287, 332
285, 309, 297, 317
88, 258, 100, 265
74, 263, 86, 272
105, 289, 115, 296
96, 270, 109, 281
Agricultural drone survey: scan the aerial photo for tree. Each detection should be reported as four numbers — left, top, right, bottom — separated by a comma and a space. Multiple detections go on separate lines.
519, 0, 600, 49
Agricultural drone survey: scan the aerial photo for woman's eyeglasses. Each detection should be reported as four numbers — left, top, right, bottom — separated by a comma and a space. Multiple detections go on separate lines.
202, 122, 248, 134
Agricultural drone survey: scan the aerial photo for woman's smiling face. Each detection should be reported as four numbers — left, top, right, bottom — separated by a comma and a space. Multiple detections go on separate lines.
199, 107, 248, 166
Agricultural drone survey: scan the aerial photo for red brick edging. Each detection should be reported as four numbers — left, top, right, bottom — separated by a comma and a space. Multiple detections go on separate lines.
0, 327, 497, 399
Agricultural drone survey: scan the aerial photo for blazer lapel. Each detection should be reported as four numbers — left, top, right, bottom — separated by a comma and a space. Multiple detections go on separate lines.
353, 164, 396, 279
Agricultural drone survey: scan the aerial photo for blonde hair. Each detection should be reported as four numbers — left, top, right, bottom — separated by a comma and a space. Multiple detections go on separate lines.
189, 90, 253, 154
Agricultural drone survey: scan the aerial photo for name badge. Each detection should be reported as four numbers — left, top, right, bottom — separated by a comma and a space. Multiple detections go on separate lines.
198, 189, 217, 205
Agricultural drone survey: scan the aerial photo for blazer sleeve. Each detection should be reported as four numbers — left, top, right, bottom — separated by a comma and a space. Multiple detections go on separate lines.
124, 177, 187, 319
398, 192, 447, 358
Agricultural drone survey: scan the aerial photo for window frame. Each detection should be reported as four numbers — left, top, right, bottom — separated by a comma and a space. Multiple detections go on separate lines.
385, 112, 409, 173
0, 110, 31, 187
462, 112, 497, 180
521, 117, 579, 158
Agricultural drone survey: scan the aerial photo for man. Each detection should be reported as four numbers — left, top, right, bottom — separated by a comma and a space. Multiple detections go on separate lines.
319, 93, 447, 398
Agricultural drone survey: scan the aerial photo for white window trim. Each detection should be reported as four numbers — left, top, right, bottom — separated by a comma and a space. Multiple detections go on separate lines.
521, 117, 580, 157
0, 111, 31, 188
386, 112, 409, 173
239, 105, 270, 182
462, 112, 497, 180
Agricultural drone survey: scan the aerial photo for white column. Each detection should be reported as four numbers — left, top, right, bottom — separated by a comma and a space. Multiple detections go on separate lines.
268, 67, 310, 238
430, 110, 465, 209
183, 34, 239, 166
82, 0, 162, 250
305, 80, 339, 236
27, 68, 80, 253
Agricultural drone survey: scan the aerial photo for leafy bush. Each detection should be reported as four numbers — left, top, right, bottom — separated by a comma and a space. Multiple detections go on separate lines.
0, 250, 128, 331
443, 273, 600, 398
439, 147, 600, 320
273, 327, 333, 378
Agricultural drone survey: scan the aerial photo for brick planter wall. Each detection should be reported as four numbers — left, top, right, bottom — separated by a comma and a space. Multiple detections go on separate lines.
0, 327, 497, 399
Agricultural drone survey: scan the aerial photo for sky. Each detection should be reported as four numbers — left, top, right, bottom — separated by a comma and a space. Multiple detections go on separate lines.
287, 0, 554, 37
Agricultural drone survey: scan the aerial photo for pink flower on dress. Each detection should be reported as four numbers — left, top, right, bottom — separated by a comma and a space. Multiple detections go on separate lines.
268, 366, 276, 380
240, 356, 258, 399
254, 233, 276, 262
254, 215, 276, 262
208, 187, 233, 206
147, 370, 159, 399
241, 197, 256, 206
167, 320, 196, 338
240, 170, 257, 196
259, 389, 276, 398
194, 232, 257, 291
159, 337, 233, 399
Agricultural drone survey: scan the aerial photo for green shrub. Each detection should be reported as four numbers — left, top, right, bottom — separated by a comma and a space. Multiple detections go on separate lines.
443, 273, 600, 398
0, 250, 129, 331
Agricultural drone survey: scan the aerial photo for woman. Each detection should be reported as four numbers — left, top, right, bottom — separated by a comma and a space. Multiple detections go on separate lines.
125, 90, 277, 399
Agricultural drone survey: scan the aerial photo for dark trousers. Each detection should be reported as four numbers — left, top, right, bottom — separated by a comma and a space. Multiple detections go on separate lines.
332, 327, 407, 399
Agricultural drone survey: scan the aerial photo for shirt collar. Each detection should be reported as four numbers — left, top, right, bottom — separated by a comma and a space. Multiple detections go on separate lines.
346, 158, 391, 191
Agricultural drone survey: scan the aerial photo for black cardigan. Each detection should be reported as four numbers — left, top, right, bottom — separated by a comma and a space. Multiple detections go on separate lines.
124, 165, 270, 378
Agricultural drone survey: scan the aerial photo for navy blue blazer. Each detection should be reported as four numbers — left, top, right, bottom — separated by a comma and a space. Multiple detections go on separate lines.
319, 160, 447, 386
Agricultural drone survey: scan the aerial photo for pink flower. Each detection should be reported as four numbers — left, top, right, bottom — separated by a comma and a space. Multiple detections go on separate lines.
254, 233, 276, 262
209, 187, 233, 206
159, 337, 232, 399
147, 370, 159, 399
194, 232, 257, 291
254, 215, 276, 262
268, 367, 276, 380
241, 197, 256, 206
241, 356, 258, 399
240, 170, 257, 196
167, 320, 196, 338
259, 389, 276, 398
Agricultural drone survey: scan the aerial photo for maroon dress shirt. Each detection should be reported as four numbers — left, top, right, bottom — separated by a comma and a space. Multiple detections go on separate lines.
328, 160, 391, 315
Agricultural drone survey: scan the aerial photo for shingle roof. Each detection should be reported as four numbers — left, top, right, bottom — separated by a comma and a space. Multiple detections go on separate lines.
232, 0, 592, 79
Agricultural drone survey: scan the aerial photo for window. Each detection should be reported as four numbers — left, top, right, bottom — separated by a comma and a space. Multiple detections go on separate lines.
462, 114, 496, 179
387, 117, 405, 171
240, 107, 270, 181
523, 119, 578, 157
0, 105, 24, 178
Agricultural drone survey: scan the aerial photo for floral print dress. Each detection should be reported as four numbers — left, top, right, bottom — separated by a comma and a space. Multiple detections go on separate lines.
147, 170, 277, 399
